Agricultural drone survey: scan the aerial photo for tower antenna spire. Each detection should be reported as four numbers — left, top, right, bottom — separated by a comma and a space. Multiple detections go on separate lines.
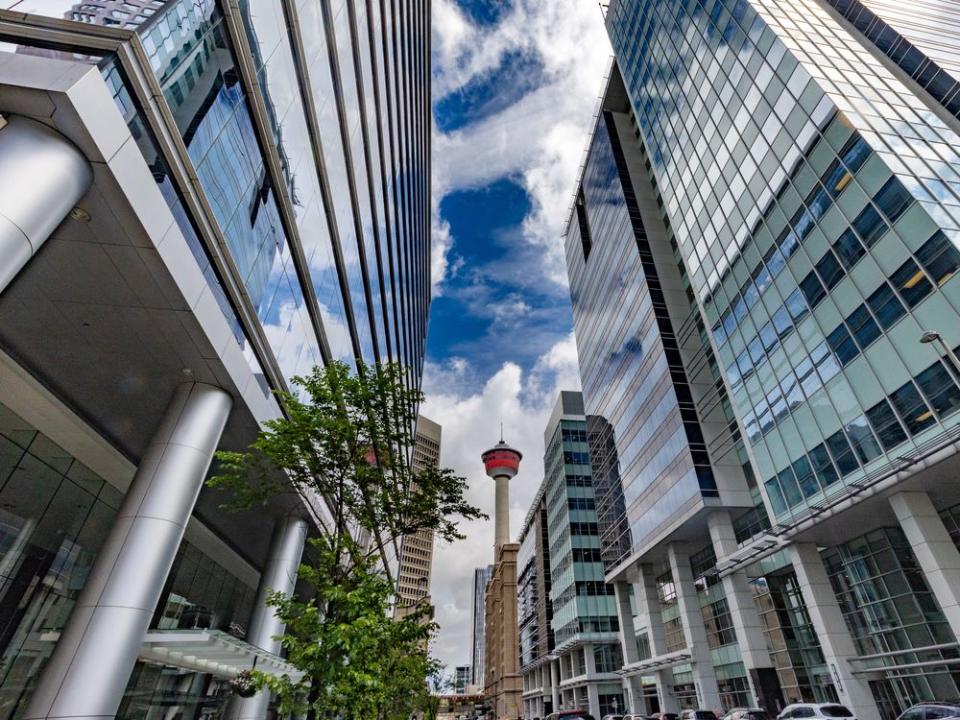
500, 420, 503, 442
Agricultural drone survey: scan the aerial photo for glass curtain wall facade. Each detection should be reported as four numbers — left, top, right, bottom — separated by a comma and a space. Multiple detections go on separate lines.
8, 0, 431, 390
472, 564, 494, 688
0, 0, 431, 716
563, 0, 960, 718
543, 392, 623, 718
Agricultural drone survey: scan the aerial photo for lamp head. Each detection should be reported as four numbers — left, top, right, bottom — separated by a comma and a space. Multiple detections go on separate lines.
920, 330, 942, 345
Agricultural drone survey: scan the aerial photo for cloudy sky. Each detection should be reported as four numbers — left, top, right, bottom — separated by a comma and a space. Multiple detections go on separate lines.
421, 0, 612, 673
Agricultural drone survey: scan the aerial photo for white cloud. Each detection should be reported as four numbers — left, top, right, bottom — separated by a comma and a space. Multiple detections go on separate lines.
431, 0, 612, 291
421, 333, 580, 670
431, 212, 454, 297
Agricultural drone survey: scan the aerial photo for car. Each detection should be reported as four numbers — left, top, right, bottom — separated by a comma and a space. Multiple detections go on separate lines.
896, 703, 960, 720
545, 712, 597, 720
722, 708, 771, 720
648, 713, 680, 720
681, 711, 719, 720
602, 715, 624, 720
777, 704, 857, 720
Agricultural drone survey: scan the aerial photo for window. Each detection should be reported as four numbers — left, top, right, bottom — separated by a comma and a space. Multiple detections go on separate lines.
874, 176, 914, 222
809, 443, 840, 488
826, 429, 859, 476
845, 415, 882, 464
786, 288, 808, 320
866, 282, 906, 329
820, 707, 853, 718
765, 477, 787, 515
816, 250, 845, 289
576, 189, 592, 260
801, 272, 827, 306
846, 304, 881, 349
889, 381, 936, 435
778, 467, 803, 507
834, 228, 864, 269
827, 324, 858, 365
891, 257, 933, 308
852, 204, 888, 247
916, 231, 960, 287
915, 361, 960, 419
701, 598, 737, 647
792, 455, 819, 498
866, 398, 908, 451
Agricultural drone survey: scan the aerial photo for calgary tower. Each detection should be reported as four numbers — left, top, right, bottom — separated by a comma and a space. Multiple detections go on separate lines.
481, 435, 523, 560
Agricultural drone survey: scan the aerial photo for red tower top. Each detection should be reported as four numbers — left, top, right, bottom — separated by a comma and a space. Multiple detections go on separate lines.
481, 440, 522, 479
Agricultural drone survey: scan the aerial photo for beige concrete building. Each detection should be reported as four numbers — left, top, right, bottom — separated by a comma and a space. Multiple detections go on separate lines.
485, 542, 523, 720
395, 416, 441, 613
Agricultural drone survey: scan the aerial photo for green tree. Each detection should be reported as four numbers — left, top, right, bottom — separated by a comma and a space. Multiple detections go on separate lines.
210, 362, 484, 719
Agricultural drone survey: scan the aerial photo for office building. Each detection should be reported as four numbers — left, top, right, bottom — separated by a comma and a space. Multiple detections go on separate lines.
563, 1, 960, 718
454, 665, 471, 695
481, 436, 524, 718
395, 415, 441, 615
0, 0, 430, 716
472, 564, 494, 688
518, 481, 555, 719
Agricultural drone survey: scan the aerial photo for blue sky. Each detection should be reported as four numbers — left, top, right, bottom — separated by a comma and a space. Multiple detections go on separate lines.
422, 0, 611, 674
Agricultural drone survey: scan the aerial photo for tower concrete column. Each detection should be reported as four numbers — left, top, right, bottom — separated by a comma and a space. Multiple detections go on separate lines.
225, 514, 308, 719
889, 492, 960, 642
614, 581, 640, 664
587, 682, 601, 719
667, 544, 721, 710
550, 658, 560, 712
633, 564, 679, 712
24, 383, 232, 720
495, 475, 509, 553
708, 511, 783, 710
789, 544, 880, 720
0, 115, 92, 294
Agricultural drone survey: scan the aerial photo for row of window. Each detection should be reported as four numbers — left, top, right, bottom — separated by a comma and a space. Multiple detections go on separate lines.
701, 597, 737, 649
713, 132, 871, 348
825, 232, 960, 369
561, 428, 589, 443
739, 226, 957, 446
567, 497, 596, 511
764, 354, 960, 517
726, 172, 914, 391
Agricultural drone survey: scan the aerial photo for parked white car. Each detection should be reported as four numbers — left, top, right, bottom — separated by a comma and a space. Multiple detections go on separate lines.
777, 704, 856, 720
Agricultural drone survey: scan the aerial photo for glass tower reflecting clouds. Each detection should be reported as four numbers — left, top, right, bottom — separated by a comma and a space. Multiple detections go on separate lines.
564, 0, 960, 718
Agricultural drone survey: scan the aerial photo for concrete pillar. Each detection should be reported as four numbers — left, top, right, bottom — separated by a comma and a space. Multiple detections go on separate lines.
587, 683, 601, 719
634, 564, 668, 656
495, 474, 509, 558
667, 544, 721, 710
24, 383, 232, 720
225, 515, 308, 719
890, 492, 960, 641
0, 115, 92, 294
789, 544, 880, 720
584, 643, 596, 675
550, 658, 560, 712
615, 581, 640, 664
708, 511, 782, 709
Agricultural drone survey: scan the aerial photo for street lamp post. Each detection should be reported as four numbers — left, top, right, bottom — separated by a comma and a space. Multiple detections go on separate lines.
920, 330, 960, 377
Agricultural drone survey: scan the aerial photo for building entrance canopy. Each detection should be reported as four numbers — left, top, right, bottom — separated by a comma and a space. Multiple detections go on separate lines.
139, 629, 304, 682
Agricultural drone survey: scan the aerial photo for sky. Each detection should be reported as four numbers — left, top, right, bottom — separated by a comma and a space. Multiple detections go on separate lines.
421, 0, 612, 675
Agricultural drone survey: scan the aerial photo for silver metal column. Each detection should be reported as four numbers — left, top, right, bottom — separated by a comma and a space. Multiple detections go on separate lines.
24, 383, 232, 720
225, 515, 308, 720
0, 115, 91, 294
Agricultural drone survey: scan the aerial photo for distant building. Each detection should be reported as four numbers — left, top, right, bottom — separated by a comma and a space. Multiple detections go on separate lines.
396, 416, 442, 614
517, 481, 555, 718
455, 665, 472, 695
471, 565, 494, 687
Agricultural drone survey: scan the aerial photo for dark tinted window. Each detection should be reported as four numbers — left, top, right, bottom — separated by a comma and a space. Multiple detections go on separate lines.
827, 324, 858, 365
866, 282, 905, 329
801, 272, 826, 306
820, 707, 853, 718
866, 399, 907, 451
816, 251, 845, 289
875, 177, 914, 222
891, 258, 933, 308
853, 204, 888, 246
916, 231, 960, 287
890, 381, 936, 435
846, 305, 880, 350
915, 362, 960, 419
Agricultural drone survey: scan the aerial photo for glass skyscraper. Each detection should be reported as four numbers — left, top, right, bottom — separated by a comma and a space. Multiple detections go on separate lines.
565, 1, 960, 719
0, 0, 430, 716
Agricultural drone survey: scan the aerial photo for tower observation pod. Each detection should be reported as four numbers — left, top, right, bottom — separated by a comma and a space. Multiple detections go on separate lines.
481, 439, 523, 560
